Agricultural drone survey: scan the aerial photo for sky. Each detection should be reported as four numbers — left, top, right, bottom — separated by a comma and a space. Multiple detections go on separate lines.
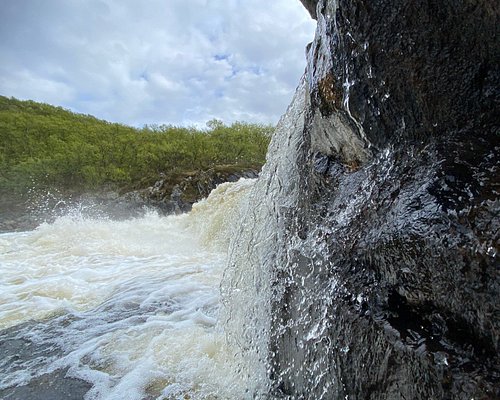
0, 0, 316, 127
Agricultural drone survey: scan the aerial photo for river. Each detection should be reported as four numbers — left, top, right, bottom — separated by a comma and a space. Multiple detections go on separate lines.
0, 179, 259, 400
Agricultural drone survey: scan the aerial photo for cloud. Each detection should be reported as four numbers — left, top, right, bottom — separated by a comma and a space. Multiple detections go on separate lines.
0, 0, 315, 127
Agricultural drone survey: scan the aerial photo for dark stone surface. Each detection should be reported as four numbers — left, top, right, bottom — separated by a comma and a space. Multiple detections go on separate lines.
299, 0, 319, 19
0, 369, 92, 400
267, 0, 499, 398
133, 166, 259, 214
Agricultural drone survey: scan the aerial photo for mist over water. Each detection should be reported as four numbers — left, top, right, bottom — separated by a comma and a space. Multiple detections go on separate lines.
0, 179, 259, 399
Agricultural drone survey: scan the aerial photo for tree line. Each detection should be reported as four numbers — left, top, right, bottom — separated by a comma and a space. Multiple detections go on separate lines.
0, 96, 272, 193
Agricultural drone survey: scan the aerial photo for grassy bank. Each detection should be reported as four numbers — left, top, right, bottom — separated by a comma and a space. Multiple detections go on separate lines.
0, 96, 272, 194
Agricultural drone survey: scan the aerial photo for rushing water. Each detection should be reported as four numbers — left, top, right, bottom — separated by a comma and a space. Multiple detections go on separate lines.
0, 179, 258, 400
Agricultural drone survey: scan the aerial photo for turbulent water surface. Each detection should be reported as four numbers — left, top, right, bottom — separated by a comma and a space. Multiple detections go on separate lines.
0, 179, 258, 400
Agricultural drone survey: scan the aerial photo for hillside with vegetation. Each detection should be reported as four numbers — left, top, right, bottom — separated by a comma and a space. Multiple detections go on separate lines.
0, 95, 272, 194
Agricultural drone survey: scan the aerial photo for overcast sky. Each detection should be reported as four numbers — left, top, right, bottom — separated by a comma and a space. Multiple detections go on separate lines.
0, 0, 315, 127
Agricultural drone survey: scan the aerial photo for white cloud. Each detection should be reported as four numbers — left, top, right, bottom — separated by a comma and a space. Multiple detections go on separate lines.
0, 0, 315, 127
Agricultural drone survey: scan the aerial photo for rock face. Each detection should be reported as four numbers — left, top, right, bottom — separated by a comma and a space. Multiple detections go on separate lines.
258, 0, 498, 398
122, 166, 259, 214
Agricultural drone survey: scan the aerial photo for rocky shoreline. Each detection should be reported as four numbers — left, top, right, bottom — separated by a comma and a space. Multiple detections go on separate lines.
0, 165, 259, 233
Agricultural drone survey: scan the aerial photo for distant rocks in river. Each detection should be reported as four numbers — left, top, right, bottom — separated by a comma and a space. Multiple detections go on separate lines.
118, 166, 259, 215
0, 166, 259, 232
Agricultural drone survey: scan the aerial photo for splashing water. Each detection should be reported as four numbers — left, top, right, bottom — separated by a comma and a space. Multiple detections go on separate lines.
0, 179, 258, 400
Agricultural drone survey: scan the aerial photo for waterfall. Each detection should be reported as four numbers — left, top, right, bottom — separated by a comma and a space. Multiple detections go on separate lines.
0, 179, 260, 400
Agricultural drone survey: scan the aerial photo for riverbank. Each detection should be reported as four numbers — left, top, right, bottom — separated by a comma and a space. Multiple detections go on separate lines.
0, 164, 259, 232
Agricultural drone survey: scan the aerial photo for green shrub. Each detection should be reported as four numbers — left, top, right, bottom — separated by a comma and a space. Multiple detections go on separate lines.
0, 96, 272, 194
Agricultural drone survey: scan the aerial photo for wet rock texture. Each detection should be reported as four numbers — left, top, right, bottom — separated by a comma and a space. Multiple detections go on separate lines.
268, 0, 499, 398
131, 166, 259, 214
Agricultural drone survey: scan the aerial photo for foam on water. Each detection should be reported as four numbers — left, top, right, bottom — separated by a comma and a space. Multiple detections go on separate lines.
0, 179, 257, 399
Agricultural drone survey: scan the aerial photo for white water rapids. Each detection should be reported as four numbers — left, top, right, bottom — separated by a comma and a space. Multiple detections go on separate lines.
0, 179, 260, 399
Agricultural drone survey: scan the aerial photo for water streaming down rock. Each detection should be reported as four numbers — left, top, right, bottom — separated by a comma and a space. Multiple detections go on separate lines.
224, 0, 499, 398
221, 76, 310, 397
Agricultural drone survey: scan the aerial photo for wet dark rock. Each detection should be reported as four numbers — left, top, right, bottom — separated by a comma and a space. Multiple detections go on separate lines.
267, 0, 499, 398
0, 368, 92, 400
121, 166, 259, 214
300, 0, 318, 19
